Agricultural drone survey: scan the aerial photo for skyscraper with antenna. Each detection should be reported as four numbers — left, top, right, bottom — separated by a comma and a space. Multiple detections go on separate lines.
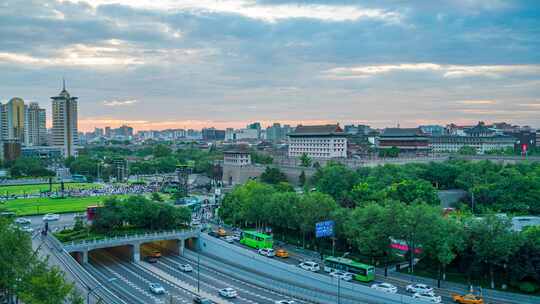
51, 79, 79, 157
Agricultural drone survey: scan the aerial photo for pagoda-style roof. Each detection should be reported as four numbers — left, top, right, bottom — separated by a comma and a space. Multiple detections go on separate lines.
289, 124, 345, 137
380, 128, 427, 138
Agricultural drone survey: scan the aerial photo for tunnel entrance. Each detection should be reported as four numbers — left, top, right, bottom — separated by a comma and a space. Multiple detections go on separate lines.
89, 245, 135, 265
70, 251, 84, 264
185, 237, 198, 251
140, 239, 181, 261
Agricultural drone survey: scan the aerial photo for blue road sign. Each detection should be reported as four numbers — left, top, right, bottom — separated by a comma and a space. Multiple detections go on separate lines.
315, 220, 335, 238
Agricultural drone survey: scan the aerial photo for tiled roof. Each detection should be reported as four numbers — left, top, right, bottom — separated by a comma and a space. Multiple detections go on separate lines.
289, 124, 344, 136
381, 128, 426, 137
223, 144, 250, 153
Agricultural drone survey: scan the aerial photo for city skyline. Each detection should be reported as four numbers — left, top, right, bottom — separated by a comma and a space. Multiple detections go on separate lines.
1, 1, 539, 131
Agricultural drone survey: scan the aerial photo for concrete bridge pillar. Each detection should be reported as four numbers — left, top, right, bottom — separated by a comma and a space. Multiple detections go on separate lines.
82, 250, 89, 264
132, 243, 140, 263
178, 239, 184, 256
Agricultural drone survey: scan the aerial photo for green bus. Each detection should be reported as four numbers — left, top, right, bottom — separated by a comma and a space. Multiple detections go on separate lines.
239, 231, 273, 249
323, 256, 375, 282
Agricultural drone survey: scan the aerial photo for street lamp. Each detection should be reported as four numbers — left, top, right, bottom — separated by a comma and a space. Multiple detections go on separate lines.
87, 277, 117, 304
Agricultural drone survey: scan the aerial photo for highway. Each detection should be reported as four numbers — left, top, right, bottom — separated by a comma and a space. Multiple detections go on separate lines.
85, 247, 309, 304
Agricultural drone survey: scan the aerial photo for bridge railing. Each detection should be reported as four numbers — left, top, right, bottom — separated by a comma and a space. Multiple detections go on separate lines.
64, 228, 200, 249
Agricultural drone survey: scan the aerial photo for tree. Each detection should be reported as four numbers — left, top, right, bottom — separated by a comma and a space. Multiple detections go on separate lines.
300, 153, 312, 167
312, 163, 359, 206
19, 262, 75, 304
508, 226, 540, 290
260, 167, 287, 184
467, 215, 523, 289
458, 146, 477, 155
297, 192, 337, 247
299, 170, 306, 186
0, 219, 81, 303
384, 179, 440, 205
345, 203, 393, 271
151, 192, 163, 202
394, 202, 441, 273
423, 216, 465, 286
9, 157, 54, 178
153, 144, 172, 158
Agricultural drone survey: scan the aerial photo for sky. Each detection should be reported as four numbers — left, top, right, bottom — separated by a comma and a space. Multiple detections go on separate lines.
0, 0, 539, 131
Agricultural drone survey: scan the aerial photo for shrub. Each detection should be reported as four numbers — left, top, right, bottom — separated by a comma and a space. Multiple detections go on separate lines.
518, 281, 539, 293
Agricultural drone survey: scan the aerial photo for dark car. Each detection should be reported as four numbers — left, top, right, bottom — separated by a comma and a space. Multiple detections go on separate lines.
208, 231, 220, 238
146, 256, 158, 263
193, 296, 213, 304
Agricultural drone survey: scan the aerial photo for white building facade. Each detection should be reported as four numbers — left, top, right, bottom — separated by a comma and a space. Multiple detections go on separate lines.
288, 124, 347, 159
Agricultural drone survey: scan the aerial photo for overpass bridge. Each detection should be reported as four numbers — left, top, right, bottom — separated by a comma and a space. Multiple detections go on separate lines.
63, 229, 200, 264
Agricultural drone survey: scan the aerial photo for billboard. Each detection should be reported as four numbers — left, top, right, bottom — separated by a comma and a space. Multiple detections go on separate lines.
315, 220, 335, 238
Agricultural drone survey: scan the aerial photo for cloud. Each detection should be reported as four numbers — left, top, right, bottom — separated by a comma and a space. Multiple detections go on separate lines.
0, 39, 212, 69
323, 63, 540, 79
63, 0, 401, 23
456, 100, 497, 105
103, 99, 138, 106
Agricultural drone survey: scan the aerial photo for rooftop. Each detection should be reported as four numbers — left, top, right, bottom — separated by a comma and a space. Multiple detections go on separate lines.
223, 144, 250, 154
289, 124, 345, 136
380, 128, 427, 137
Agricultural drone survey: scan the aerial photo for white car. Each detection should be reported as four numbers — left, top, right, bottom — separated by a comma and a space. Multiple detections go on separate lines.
413, 292, 442, 303
329, 271, 353, 281
258, 248, 275, 257
223, 236, 235, 243
15, 218, 31, 225
406, 283, 434, 295
218, 287, 237, 298
298, 261, 320, 272
370, 283, 398, 294
19, 226, 34, 233
42, 213, 60, 222
149, 283, 165, 294
178, 264, 193, 272
275, 301, 295, 304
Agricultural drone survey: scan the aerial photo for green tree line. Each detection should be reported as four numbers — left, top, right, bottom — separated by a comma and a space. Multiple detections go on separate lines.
0, 218, 83, 303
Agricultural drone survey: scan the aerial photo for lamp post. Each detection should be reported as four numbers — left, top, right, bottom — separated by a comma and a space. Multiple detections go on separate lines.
87, 277, 116, 304
197, 250, 201, 294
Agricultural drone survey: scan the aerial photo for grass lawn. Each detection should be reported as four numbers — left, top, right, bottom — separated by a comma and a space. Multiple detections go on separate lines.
2, 195, 128, 216
0, 182, 102, 196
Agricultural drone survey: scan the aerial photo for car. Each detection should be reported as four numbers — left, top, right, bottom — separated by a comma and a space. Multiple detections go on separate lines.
406, 283, 434, 294
370, 283, 398, 294
275, 301, 295, 304
298, 261, 320, 272
208, 231, 220, 238
73, 213, 86, 220
178, 264, 193, 272
413, 292, 442, 303
275, 249, 289, 258
217, 228, 227, 237
258, 248, 275, 257
218, 287, 237, 298
149, 250, 161, 258
15, 218, 31, 225
329, 271, 353, 281
146, 256, 158, 263
193, 296, 213, 304
223, 235, 235, 243
19, 226, 34, 233
149, 283, 165, 294
42, 213, 60, 222
452, 293, 484, 304
230, 235, 240, 241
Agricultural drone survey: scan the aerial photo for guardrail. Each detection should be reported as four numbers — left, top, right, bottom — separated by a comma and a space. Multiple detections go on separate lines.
45, 234, 127, 304
63, 229, 200, 252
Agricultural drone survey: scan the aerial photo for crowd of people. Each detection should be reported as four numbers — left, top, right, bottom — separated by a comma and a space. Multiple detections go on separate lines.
0, 183, 161, 200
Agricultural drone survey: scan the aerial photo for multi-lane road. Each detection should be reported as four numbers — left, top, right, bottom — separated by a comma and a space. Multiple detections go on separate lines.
25, 213, 535, 304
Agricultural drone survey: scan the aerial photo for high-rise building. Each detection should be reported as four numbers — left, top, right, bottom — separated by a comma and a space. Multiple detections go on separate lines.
51, 80, 79, 157
1, 97, 26, 142
25, 102, 47, 146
